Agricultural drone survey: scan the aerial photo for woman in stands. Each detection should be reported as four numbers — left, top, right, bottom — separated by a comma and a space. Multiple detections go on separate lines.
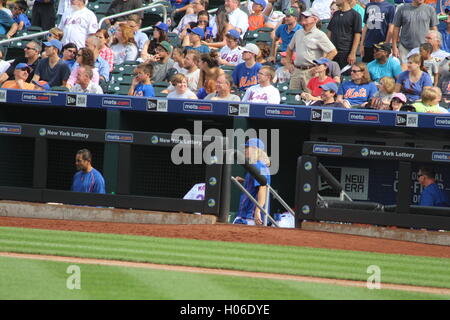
61, 43, 78, 70
167, 73, 198, 99
66, 47, 100, 89
395, 54, 433, 103
111, 24, 138, 65
197, 51, 222, 99
300, 58, 336, 103
336, 62, 378, 108
140, 22, 169, 61
95, 29, 114, 72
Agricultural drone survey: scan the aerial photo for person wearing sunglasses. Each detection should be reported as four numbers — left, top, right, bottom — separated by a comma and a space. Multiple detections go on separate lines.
61, 43, 78, 70
0, 40, 41, 84
336, 62, 378, 108
12, 1, 30, 32
417, 167, 450, 207
1, 63, 35, 90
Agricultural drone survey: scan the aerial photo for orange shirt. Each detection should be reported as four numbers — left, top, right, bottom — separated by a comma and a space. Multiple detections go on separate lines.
248, 14, 265, 31
1, 80, 35, 90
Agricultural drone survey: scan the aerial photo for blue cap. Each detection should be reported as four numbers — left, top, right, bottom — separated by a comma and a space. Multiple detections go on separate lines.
188, 27, 205, 38
319, 82, 339, 93
313, 57, 330, 67
15, 63, 30, 70
32, 80, 51, 90
252, 0, 266, 8
244, 138, 265, 150
154, 22, 169, 32
44, 39, 62, 52
226, 29, 240, 40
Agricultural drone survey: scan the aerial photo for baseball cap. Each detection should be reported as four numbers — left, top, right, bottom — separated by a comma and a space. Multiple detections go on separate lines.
32, 80, 51, 90
301, 8, 319, 18
284, 7, 300, 18
15, 63, 31, 71
154, 22, 169, 32
319, 82, 338, 93
43, 39, 62, 52
244, 138, 265, 150
252, 0, 266, 9
313, 57, 330, 67
226, 29, 241, 40
241, 43, 260, 56
158, 40, 172, 53
188, 27, 205, 38
374, 41, 391, 54
391, 92, 407, 103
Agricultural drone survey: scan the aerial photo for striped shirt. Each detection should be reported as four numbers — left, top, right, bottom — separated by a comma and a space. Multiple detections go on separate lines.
99, 46, 114, 72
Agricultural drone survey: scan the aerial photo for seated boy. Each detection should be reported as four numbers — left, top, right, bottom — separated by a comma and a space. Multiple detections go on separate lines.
128, 63, 155, 97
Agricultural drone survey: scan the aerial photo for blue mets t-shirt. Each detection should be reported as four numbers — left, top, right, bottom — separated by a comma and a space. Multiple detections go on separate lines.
71, 168, 106, 194
337, 81, 378, 106
232, 62, 262, 91
419, 183, 450, 207
134, 83, 155, 97
236, 161, 271, 220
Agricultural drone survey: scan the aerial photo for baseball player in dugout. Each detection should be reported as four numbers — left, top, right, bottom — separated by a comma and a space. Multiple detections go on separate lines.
71, 149, 106, 194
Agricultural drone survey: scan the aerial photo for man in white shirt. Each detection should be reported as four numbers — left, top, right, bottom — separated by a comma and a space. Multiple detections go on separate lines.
225, 0, 249, 37
407, 30, 450, 64
71, 65, 104, 94
58, 0, 99, 49
242, 65, 281, 104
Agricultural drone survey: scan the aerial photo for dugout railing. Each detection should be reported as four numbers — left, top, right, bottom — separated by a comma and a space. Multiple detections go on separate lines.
295, 141, 450, 230
0, 121, 228, 219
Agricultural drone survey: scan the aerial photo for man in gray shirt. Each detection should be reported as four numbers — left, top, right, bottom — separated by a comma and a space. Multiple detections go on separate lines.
392, 0, 438, 68
148, 41, 175, 83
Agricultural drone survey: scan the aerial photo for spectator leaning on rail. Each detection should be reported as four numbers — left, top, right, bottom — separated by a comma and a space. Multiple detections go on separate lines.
1, 63, 35, 90
285, 8, 337, 92
32, 39, 71, 88
242, 65, 281, 104
71, 149, 106, 194
58, 0, 98, 49
71, 65, 104, 94
233, 138, 271, 226
0, 40, 41, 84
417, 167, 450, 207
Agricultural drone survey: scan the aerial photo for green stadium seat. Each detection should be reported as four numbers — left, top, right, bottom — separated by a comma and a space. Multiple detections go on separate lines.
112, 64, 136, 76
107, 83, 130, 95
276, 82, 290, 93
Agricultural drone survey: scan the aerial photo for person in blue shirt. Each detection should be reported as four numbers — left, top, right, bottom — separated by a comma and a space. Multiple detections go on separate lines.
233, 138, 271, 226
337, 62, 378, 107
269, 7, 302, 62
12, 1, 30, 32
439, 9, 450, 53
232, 43, 262, 91
71, 149, 106, 194
417, 167, 450, 207
61, 43, 78, 70
367, 42, 402, 83
183, 27, 210, 53
395, 53, 433, 102
128, 63, 155, 97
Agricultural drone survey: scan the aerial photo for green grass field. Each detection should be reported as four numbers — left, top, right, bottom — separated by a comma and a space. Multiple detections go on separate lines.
0, 226, 449, 299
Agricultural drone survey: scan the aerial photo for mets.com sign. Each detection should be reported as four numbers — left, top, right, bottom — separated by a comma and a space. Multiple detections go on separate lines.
432, 152, 450, 162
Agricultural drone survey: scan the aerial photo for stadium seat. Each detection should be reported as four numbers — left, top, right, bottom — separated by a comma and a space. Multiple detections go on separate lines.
112, 64, 136, 76
107, 83, 130, 95
276, 82, 289, 93
154, 86, 168, 97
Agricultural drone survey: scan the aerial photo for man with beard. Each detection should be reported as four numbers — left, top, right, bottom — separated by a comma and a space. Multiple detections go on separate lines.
58, 0, 98, 49
71, 149, 106, 194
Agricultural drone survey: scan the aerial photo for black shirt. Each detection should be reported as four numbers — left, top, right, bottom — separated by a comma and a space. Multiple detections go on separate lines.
327, 9, 362, 52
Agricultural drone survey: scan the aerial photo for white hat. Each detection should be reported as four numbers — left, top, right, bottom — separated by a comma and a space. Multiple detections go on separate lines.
241, 43, 260, 55
301, 8, 320, 18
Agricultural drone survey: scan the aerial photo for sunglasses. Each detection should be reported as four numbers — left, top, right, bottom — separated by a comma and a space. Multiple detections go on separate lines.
351, 69, 362, 73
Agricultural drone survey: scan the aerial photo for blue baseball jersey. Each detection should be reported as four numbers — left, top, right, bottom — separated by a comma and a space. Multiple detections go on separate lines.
337, 81, 378, 106
71, 168, 106, 194
232, 62, 262, 91
236, 161, 271, 220
419, 183, 450, 207
133, 83, 155, 97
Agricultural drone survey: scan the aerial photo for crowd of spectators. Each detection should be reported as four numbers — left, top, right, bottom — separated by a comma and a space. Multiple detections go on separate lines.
0, 0, 450, 113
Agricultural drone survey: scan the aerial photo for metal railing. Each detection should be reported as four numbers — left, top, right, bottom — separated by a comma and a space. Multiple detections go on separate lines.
0, 1, 168, 46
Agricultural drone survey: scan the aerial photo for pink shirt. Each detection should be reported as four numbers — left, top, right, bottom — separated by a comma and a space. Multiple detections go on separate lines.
67, 66, 100, 87
99, 46, 114, 72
